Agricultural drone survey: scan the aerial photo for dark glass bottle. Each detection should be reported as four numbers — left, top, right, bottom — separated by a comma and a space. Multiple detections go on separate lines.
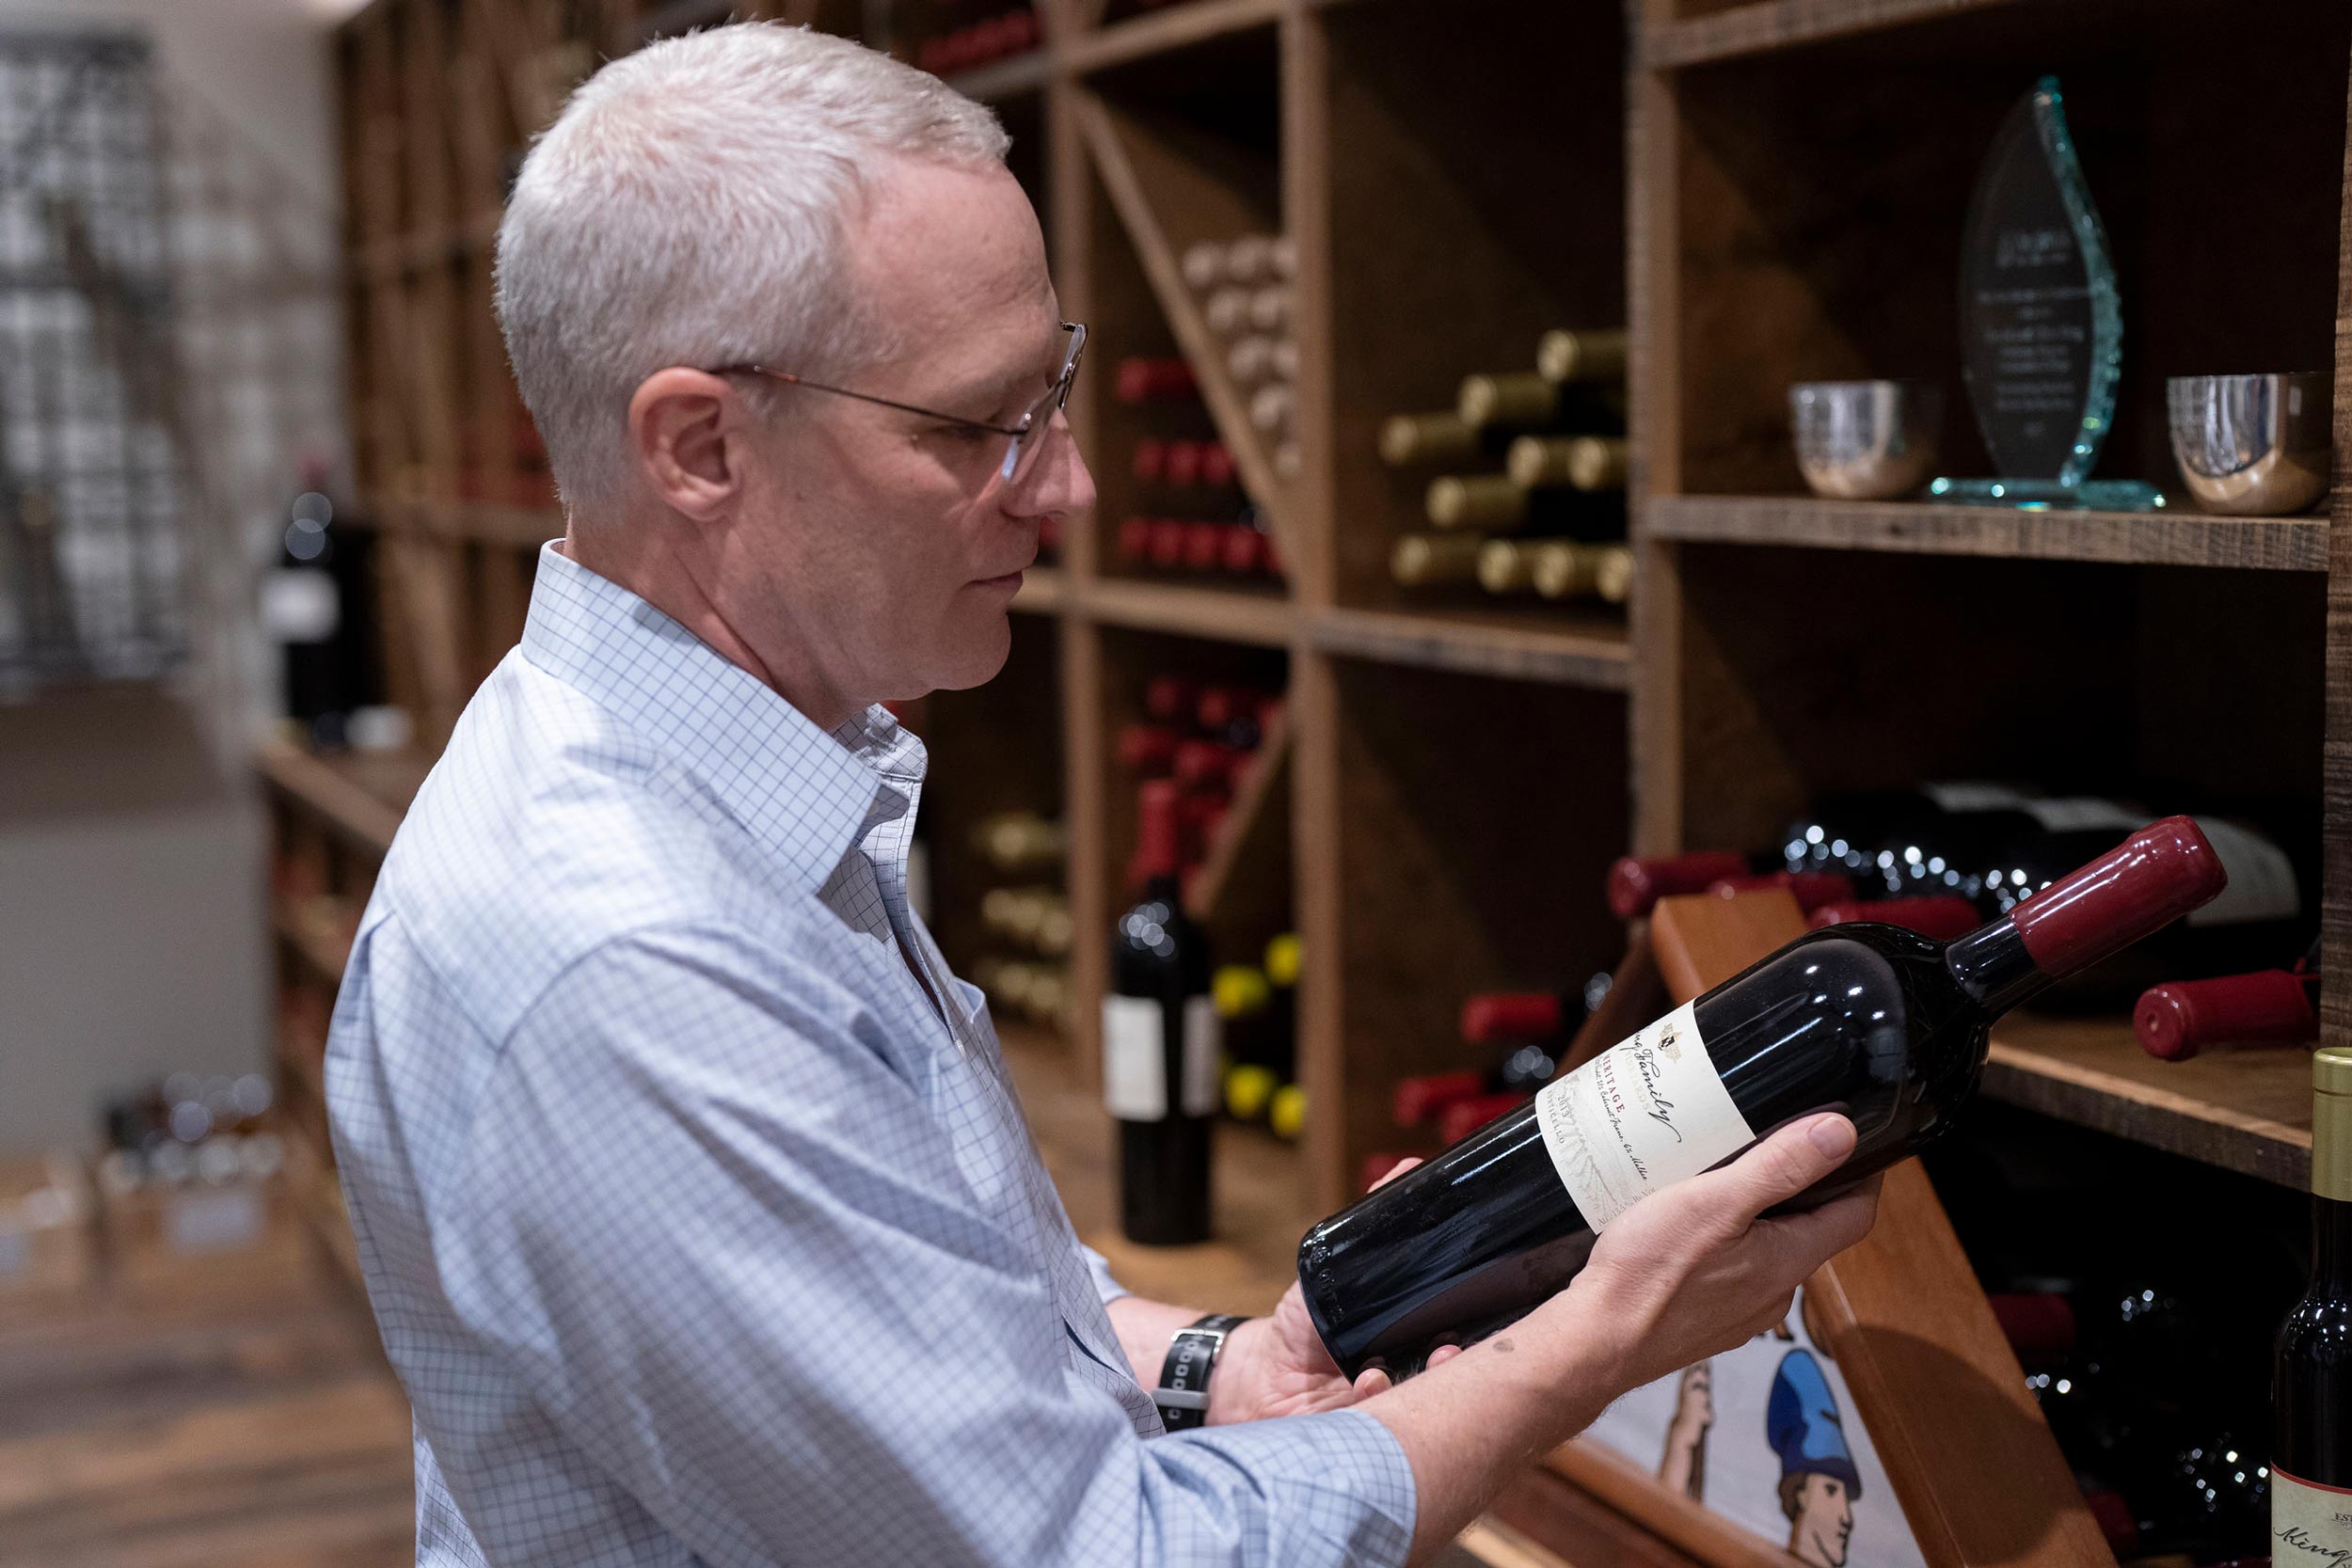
1300, 819, 2228, 1380
1105, 780, 1216, 1245
2274, 1046, 2352, 1567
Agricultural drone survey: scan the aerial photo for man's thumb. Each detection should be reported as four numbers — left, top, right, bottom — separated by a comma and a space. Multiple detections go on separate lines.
1717, 1114, 1855, 1221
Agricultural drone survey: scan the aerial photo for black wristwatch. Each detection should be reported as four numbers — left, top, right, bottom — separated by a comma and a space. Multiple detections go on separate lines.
1153, 1313, 1248, 1432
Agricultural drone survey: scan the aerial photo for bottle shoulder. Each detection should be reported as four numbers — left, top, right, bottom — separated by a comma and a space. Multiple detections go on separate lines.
2279, 1294, 2352, 1362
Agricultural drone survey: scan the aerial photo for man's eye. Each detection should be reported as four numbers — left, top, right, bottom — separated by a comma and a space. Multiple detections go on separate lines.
934, 424, 993, 445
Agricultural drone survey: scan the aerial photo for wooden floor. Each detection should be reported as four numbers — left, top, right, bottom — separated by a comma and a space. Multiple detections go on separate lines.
0, 1031, 1312, 1567
0, 1249, 413, 1568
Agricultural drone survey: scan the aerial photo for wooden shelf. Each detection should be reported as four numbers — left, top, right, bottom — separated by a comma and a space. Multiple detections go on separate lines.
946, 47, 1052, 103
1982, 1014, 2313, 1189
1310, 605, 1632, 690
1640, 0, 2028, 71
258, 740, 426, 860
1065, 0, 1283, 77
1645, 495, 2329, 572
1078, 577, 1295, 645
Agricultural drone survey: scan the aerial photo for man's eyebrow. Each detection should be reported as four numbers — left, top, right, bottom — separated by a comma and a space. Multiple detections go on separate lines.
938, 336, 1063, 417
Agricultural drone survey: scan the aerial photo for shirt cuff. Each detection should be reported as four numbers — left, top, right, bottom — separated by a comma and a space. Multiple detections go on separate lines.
1161, 1408, 1418, 1568
1078, 1243, 1129, 1307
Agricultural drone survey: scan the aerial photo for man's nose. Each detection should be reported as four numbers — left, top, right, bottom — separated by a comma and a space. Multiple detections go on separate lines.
1009, 412, 1093, 519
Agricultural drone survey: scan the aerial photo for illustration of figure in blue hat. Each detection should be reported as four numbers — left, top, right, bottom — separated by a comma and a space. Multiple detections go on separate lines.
1768, 1347, 1861, 1568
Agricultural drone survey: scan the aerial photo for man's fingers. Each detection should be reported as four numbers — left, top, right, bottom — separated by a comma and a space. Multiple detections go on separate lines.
1352, 1367, 1393, 1399
1700, 1115, 1857, 1227
1426, 1343, 1465, 1370
1369, 1157, 1423, 1191
1754, 1179, 1882, 1275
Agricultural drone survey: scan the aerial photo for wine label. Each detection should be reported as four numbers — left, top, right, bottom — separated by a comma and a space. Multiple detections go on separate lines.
2014, 795, 2143, 835
1920, 780, 2029, 813
1102, 996, 1220, 1121
2274, 1465, 2352, 1568
1534, 1001, 1755, 1230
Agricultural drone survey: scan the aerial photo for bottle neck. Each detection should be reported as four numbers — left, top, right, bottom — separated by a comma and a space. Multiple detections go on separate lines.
1944, 915, 2053, 1018
2315, 1195, 2352, 1291
2316, 1083, 2352, 1288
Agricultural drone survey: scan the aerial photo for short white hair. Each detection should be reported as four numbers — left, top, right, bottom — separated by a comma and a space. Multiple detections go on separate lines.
495, 24, 1010, 513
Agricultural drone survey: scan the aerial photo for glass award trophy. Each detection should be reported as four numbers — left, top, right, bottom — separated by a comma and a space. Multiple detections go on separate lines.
1930, 76, 2165, 511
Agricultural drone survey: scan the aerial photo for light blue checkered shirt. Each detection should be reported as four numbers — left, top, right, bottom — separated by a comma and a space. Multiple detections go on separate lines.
325, 543, 1416, 1568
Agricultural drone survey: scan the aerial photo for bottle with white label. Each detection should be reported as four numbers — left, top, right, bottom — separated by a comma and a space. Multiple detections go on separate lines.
1298, 819, 2233, 1380
2274, 1046, 2352, 1568
1104, 780, 1218, 1245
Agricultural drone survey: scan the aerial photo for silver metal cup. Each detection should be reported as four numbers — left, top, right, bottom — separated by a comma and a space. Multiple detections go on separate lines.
1790, 381, 1944, 501
2166, 372, 2331, 515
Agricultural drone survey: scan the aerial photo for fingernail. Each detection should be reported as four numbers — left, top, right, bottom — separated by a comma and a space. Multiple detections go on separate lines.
1808, 1117, 1853, 1157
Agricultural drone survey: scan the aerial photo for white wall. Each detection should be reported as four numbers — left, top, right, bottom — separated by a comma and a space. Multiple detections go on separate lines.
0, 0, 346, 1153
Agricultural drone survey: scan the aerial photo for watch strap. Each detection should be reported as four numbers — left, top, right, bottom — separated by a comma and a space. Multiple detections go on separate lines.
1154, 1313, 1248, 1432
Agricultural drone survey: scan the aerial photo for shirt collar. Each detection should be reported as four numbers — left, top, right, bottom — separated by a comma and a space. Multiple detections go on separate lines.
518, 543, 927, 889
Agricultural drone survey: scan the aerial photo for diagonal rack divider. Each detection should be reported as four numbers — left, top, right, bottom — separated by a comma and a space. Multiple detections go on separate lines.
1071, 89, 1300, 575
1545, 888, 2114, 1568
1184, 698, 1292, 927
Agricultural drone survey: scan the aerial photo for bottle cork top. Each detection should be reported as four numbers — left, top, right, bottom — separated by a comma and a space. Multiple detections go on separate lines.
2318, 1045, 2352, 1098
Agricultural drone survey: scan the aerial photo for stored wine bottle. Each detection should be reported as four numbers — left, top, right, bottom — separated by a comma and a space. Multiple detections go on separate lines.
1477, 540, 1631, 604
1609, 784, 2038, 918
1391, 531, 1486, 588
1379, 412, 1507, 468
1535, 327, 1629, 387
1425, 475, 1624, 539
971, 811, 1064, 874
1298, 819, 2229, 1378
2275, 1046, 2352, 1568
1506, 436, 1630, 493
1105, 780, 1218, 1245
1113, 357, 1199, 404
2137, 954, 2319, 1062
1457, 371, 1625, 434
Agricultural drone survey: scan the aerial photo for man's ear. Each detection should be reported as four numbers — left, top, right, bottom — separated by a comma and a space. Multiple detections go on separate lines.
629, 369, 745, 522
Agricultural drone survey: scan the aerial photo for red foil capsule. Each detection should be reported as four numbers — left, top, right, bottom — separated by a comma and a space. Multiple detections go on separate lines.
1162, 440, 1205, 488
1460, 992, 1565, 1044
1607, 850, 1753, 919
1132, 438, 1168, 483
1146, 517, 1188, 569
1392, 1072, 1487, 1129
1115, 515, 1152, 562
2010, 816, 2227, 979
2135, 968, 2317, 1061
1182, 520, 1227, 572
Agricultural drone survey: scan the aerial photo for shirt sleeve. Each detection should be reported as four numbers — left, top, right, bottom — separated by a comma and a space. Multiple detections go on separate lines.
437, 921, 1416, 1568
1080, 1243, 1131, 1307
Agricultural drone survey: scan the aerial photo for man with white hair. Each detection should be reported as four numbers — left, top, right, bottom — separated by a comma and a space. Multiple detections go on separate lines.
326, 24, 1879, 1568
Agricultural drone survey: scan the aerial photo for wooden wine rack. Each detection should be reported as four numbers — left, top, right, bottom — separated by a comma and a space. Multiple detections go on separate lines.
272, 0, 2352, 1564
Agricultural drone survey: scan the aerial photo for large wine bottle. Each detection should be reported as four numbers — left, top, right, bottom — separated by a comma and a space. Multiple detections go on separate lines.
1299, 819, 2228, 1379
1105, 780, 1218, 1244
2274, 1046, 2352, 1568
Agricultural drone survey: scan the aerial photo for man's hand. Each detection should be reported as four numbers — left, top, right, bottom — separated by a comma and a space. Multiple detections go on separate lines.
1562, 1113, 1882, 1394
1209, 1159, 1464, 1423
1356, 1112, 1882, 1566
